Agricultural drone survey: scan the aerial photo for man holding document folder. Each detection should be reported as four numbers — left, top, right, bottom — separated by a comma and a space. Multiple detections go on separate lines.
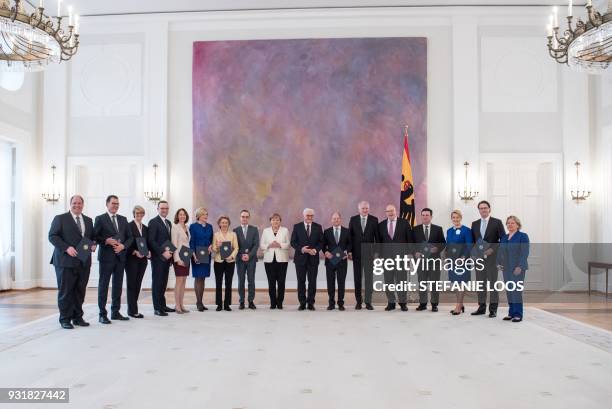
323, 212, 352, 311
48, 195, 97, 329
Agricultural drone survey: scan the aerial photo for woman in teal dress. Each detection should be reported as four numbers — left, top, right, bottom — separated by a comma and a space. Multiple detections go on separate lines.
446, 209, 473, 315
189, 207, 213, 311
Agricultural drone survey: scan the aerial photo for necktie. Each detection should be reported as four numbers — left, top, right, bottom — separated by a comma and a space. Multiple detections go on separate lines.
243, 225, 247, 238
425, 225, 429, 241
480, 219, 487, 238
361, 217, 366, 232
112, 215, 119, 233
334, 227, 340, 244
306, 224, 311, 238
75, 216, 83, 236
165, 219, 171, 233
388, 220, 394, 238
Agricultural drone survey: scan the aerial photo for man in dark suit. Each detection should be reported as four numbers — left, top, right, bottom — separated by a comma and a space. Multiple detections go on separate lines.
413, 208, 446, 312
234, 209, 260, 310
290, 208, 323, 310
323, 212, 352, 310
48, 195, 96, 329
348, 201, 379, 310
378, 204, 414, 311
471, 200, 505, 317
93, 195, 133, 324
147, 200, 175, 316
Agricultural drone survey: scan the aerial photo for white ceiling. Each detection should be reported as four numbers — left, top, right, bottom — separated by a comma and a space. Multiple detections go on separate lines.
31, 0, 584, 17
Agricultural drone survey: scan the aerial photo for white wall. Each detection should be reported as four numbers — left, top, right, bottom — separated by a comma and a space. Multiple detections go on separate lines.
31, 5, 610, 292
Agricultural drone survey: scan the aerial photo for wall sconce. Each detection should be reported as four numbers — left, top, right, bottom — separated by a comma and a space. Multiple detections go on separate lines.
458, 161, 479, 202
570, 161, 591, 202
42, 165, 61, 204
144, 163, 164, 204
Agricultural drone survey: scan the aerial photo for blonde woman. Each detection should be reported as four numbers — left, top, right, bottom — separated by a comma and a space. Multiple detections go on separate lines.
445, 210, 473, 315
189, 207, 213, 311
171, 208, 191, 314
260, 213, 290, 309
213, 216, 238, 311
496, 216, 529, 322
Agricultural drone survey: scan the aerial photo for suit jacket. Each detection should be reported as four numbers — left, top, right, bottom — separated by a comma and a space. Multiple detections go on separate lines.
348, 214, 379, 260
48, 212, 95, 269
290, 222, 324, 266
260, 226, 290, 263
171, 223, 191, 264
94, 212, 133, 264
233, 224, 260, 262
322, 226, 351, 268
413, 223, 446, 258
148, 215, 173, 262
127, 220, 149, 261
471, 217, 505, 256
378, 218, 414, 244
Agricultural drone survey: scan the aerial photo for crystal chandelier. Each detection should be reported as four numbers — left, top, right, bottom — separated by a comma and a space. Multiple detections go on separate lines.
546, 0, 612, 74
570, 161, 591, 202
144, 164, 164, 204
0, 0, 80, 72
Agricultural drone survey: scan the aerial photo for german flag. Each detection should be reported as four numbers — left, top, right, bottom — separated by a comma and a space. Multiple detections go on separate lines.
399, 125, 416, 226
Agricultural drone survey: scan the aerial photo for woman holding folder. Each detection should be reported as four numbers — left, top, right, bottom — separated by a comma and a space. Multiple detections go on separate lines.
171, 208, 191, 314
213, 215, 238, 311
125, 205, 150, 318
189, 207, 213, 311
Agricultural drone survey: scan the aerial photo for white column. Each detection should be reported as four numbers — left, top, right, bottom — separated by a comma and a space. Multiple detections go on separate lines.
452, 16, 480, 221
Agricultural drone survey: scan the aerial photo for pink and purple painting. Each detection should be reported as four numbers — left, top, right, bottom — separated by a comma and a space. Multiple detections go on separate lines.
193, 37, 427, 228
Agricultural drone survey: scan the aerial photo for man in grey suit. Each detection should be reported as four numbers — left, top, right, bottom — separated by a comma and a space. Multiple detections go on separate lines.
234, 209, 260, 310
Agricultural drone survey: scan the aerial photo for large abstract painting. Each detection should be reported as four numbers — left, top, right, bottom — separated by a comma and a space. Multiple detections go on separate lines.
193, 37, 427, 228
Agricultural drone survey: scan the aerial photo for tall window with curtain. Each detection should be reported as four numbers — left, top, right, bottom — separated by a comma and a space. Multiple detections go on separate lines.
0, 139, 15, 290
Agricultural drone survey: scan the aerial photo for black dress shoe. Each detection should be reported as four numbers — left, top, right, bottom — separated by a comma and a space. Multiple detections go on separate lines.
111, 312, 129, 321
355, 303, 362, 310
471, 306, 486, 316
399, 303, 408, 311
248, 302, 256, 310
488, 311, 497, 318
385, 303, 396, 311
277, 304, 283, 310
338, 305, 345, 311
298, 304, 306, 311
327, 305, 334, 310
307, 304, 315, 311
216, 305, 222, 311
270, 304, 277, 309
164, 307, 176, 313
511, 317, 523, 322
128, 313, 144, 319
224, 305, 232, 311
431, 305, 438, 312
415, 303, 427, 311
61, 322, 74, 329
365, 303, 374, 310
154, 310, 168, 316
196, 303, 205, 312
99, 316, 111, 324
239, 303, 245, 310
503, 316, 513, 321
72, 318, 90, 326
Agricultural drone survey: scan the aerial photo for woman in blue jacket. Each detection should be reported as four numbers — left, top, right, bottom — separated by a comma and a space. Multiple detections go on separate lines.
496, 215, 529, 322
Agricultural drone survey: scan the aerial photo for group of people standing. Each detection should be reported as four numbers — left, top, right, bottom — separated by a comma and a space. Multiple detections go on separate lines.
48, 195, 529, 330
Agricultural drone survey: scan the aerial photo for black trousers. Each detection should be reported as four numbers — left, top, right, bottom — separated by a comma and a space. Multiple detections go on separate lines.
296, 263, 318, 305
151, 258, 171, 311
326, 263, 347, 305
417, 262, 441, 305
264, 258, 288, 306
476, 256, 499, 306
214, 261, 235, 307
98, 259, 125, 316
55, 264, 90, 324
126, 256, 147, 315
